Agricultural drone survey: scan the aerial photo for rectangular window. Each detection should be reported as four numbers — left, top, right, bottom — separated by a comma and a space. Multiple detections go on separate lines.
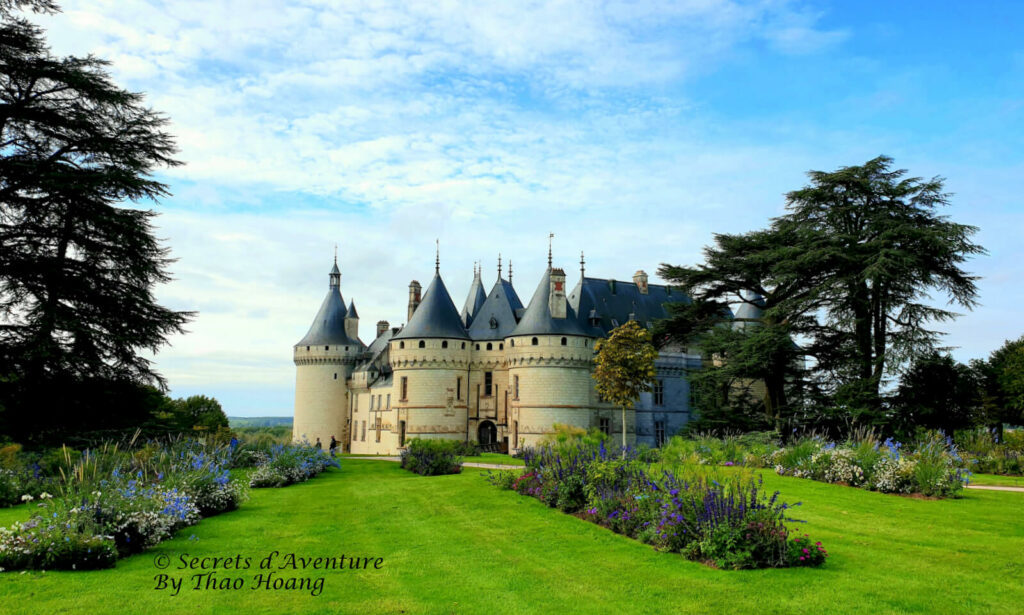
377, 394, 382, 410
386, 393, 391, 409
361, 421, 366, 441
375, 418, 381, 442
599, 417, 610, 436
513, 375, 519, 400
484, 371, 493, 397
352, 425, 357, 441
457, 377, 462, 400
654, 380, 664, 406
369, 395, 375, 411
401, 377, 408, 401
655, 420, 666, 447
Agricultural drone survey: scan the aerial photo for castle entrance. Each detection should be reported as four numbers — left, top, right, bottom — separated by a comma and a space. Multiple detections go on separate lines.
477, 420, 497, 445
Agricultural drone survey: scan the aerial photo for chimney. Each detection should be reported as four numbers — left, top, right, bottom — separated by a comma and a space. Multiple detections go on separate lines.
549, 268, 566, 319
407, 280, 421, 322
633, 270, 649, 295
376, 320, 389, 337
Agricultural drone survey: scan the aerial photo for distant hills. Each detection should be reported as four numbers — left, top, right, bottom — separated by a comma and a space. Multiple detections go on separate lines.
229, 416, 293, 428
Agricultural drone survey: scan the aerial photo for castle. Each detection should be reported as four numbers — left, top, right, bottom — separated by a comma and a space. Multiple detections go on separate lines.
292, 249, 703, 454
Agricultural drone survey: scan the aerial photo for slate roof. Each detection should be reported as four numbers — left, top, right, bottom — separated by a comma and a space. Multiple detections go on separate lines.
567, 276, 691, 337
732, 290, 765, 329
296, 284, 361, 347
511, 268, 591, 337
460, 270, 487, 327
347, 299, 359, 319
468, 276, 524, 340
392, 273, 470, 340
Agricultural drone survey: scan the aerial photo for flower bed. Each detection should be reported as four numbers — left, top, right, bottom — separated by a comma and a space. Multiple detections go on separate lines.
489, 442, 826, 570
400, 439, 463, 476
660, 430, 970, 498
248, 443, 337, 487
0, 440, 335, 572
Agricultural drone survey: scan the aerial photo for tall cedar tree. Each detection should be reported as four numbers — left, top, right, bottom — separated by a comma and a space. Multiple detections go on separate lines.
592, 320, 658, 455
0, 1, 191, 441
784, 156, 983, 422
660, 156, 982, 434
657, 224, 826, 432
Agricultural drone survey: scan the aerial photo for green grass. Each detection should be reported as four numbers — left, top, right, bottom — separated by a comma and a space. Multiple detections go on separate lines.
461, 453, 524, 466
970, 473, 1024, 487
1, 460, 1022, 614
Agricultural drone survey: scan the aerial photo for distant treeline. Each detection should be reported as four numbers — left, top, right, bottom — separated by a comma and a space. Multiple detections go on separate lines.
228, 417, 293, 428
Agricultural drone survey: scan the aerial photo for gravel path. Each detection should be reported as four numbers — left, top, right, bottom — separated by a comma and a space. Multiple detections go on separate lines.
966, 484, 1024, 493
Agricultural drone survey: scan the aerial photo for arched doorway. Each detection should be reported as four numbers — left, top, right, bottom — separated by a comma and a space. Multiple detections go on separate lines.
478, 420, 497, 445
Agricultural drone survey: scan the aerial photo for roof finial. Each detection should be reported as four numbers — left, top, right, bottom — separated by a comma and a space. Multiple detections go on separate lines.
334, 244, 338, 265
498, 253, 502, 278
580, 250, 585, 277
435, 239, 440, 275
508, 259, 513, 284
548, 232, 554, 268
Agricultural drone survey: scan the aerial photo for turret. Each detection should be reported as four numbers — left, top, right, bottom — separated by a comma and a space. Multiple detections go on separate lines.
293, 257, 363, 447
345, 299, 359, 341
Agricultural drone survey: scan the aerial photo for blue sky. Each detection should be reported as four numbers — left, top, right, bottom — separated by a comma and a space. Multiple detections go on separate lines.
35, 1, 1024, 416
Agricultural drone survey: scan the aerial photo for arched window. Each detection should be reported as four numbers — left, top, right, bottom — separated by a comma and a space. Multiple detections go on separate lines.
418, 340, 425, 348
345, 346, 349, 351
510, 339, 515, 347
442, 341, 448, 349
561, 337, 567, 346
333, 373, 337, 380
325, 345, 329, 350
306, 346, 310, 351
486, 342, 493, 351
399, 341, 405, 349
461, 342, 466, 349
475, 343, 480, 350
531, 337, 538, 346
499, 343, 503, 350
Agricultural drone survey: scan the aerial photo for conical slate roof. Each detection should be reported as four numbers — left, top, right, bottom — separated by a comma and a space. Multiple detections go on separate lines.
393, 273, 470, 340
460, 269, 487, 326
468, 276, 523, 340
511, 268, 591, 337
732, 290, 765, 330
296, 286, 360, 347
347, 299, 359, 319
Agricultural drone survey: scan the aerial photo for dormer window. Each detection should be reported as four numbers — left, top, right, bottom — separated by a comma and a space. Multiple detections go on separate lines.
442, 341, 448, 349
561, 337, 567, 346
399, 341, 405, 349
418, 340, 425, 348
489, 316, 497, 329
486, 342, 493, 351
531, 337, 538, 346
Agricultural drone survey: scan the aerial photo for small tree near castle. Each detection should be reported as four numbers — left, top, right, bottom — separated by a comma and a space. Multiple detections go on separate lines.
593, 320, 659, 456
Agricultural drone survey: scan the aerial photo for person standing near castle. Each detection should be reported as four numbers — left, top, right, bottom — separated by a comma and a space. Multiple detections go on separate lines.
329, 435, 337, 456
314, 437, 322, 450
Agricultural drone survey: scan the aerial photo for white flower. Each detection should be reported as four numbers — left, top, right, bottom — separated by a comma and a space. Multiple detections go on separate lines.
20, 494, 33, 502
39, 492, 52, 500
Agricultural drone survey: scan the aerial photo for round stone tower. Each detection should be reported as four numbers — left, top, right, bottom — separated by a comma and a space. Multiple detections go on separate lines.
389, 264, 471, 445
507, 266, 598, 451
293, 258, 363, 445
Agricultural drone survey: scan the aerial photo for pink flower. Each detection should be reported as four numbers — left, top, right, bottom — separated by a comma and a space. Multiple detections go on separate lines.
799, 556, 805, 561
802, 548, 809, 554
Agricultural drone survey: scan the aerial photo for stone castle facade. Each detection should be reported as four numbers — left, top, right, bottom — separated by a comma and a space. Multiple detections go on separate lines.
292, 252, 702, 454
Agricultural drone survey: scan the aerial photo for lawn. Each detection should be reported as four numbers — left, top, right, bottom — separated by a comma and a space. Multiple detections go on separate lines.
970, 473, 1024, 487
1, 459, 1022, 614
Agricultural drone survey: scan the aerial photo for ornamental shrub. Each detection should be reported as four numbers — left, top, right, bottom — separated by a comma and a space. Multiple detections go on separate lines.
400, 439, 463, 476
499, 442, 825, 570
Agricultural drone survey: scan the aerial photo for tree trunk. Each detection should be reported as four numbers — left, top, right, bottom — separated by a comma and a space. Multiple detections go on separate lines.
621, 405, 627, 459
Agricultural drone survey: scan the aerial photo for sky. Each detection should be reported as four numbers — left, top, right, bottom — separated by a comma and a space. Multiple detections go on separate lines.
31, 1, 1024, 416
